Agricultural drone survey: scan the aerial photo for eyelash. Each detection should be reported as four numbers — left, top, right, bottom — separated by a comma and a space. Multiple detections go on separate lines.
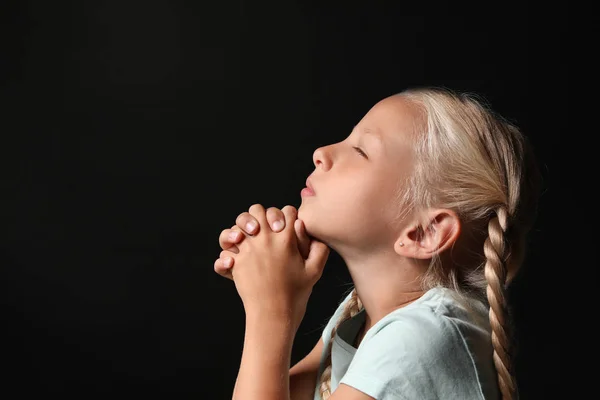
353, 146, 367, 158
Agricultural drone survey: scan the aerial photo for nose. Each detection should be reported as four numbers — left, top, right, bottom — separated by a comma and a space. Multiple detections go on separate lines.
312, 145, 332, 171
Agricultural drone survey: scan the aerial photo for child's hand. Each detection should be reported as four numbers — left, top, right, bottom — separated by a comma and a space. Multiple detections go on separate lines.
214, 206, 311, 280
219, 204, 329, 329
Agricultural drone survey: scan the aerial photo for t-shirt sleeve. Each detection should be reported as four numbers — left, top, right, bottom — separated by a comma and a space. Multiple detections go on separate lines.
338, 308, 483, 400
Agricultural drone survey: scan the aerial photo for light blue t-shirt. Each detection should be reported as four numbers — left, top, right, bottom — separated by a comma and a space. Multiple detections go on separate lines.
312, 287, 499, 400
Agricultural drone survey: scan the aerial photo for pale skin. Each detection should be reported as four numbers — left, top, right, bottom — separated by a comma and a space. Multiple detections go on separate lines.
214, 95, 463, 400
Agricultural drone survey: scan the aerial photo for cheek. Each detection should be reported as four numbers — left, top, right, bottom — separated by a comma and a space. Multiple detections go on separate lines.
353, 178, 392, 205
351, 179, 399, 223
330, 188, 384, 223
298, 174, 394, 223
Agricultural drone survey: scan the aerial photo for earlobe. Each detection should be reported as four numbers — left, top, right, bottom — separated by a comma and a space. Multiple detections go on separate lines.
394, 227, 426, 258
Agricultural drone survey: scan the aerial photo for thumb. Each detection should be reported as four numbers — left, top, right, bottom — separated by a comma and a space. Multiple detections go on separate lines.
304, 239, 330, 283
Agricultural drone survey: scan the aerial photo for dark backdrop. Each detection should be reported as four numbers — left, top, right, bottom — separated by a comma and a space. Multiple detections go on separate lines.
1, 1, 567, 399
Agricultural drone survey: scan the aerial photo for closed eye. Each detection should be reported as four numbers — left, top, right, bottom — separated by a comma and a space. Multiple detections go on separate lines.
353, 146, 368, 158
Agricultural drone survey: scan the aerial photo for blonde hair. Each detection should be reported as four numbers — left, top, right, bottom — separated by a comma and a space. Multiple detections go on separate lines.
318, 87, 542, 400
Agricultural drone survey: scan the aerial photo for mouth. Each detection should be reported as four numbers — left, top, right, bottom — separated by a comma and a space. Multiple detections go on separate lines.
305, 178, 315, 193
301, 177, 315, 196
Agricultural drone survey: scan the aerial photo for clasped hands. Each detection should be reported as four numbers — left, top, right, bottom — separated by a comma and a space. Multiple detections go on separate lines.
214, 204, 330, 331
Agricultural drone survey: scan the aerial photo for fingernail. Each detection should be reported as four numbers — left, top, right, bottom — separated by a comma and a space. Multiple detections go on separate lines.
246, 221, 257, 233
223, 257, 232, 268
229, 231, 240, 241
272, 220, 283, 231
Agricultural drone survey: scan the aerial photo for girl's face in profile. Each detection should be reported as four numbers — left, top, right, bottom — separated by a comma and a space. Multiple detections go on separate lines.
298, 95, 423, 253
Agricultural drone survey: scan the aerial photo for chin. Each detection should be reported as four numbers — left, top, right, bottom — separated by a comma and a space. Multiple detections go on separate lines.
297, 209, 331, 244
297, 205, 313, 227
297, 207, 317, 237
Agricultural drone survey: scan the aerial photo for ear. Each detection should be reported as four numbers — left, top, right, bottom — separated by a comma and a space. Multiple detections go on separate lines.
394, 209, 461, 259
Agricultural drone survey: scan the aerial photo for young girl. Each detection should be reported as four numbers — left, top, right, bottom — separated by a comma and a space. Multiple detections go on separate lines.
214, 86, 542, 400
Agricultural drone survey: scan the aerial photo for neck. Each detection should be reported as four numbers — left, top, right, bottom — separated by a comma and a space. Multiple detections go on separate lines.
340, 248, 428, 332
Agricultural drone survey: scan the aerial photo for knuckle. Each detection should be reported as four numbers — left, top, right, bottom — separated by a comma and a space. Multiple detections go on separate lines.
282, 205, 297, 215
219, 232, 229, 248
237, 214, 257, 233
236, 212, 250, 227
266, 207, 281, 220
248, 203, 264, 214
219, 224, 244, 253
282, 206, 298, 223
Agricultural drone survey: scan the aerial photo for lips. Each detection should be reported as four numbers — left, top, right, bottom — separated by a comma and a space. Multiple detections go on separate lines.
305, 177, 315, 194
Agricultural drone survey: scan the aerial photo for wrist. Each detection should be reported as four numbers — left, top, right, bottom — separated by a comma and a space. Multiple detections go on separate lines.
244, 303, 305, 335
244, 311, 295, 357
245, 307, 293, 329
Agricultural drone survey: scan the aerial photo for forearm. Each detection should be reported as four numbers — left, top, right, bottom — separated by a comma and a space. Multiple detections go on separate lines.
232, 312, 296, 400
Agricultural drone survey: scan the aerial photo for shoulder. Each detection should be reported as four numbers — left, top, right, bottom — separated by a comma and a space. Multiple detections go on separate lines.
362, 289, 462, 356
340, 288, 495, 399
369, 287, 489, 349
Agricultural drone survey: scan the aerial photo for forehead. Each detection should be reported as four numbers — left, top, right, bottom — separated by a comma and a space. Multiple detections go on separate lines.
358, 95, 424, 140
354, 96, 419, 188
350, 97, 418, 177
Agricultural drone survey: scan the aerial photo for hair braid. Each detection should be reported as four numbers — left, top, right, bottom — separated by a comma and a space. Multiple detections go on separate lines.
484, 206, 517, 400
318, 289, 363, 399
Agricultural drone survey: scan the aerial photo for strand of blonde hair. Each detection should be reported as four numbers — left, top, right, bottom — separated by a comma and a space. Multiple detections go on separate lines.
484, 206, 517, 400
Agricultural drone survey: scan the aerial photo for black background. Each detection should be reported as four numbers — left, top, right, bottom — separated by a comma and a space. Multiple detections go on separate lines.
1, 1, 569, 399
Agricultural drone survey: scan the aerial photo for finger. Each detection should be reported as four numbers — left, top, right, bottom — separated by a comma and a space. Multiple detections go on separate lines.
214, 257, 233, 280
294, 219, 310, 259
266, 207, 286, 232
225, 225, 244, 254
305, 240, 330, 284
280, 205, 298, 241
218, 228, 243, 254
219, 249, 236, 260
247, 204, 269, 234
236, 211, 260, 236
